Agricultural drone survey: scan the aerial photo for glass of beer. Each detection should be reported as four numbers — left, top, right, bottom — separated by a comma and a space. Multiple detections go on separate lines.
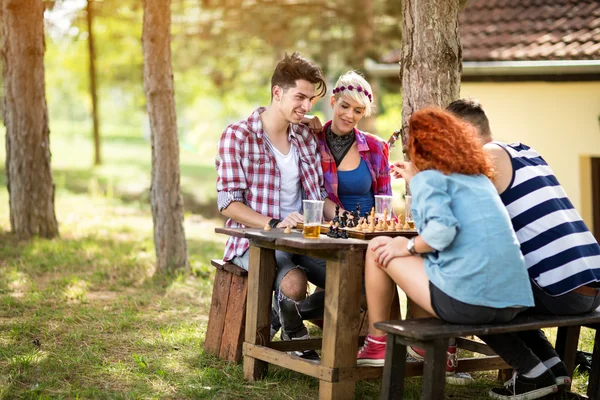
405, 195, 415, 229
375, 195, 393, 221
302, 200, 324, 239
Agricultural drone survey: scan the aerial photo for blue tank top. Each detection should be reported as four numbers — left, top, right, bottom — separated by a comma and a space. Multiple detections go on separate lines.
338, 158, 374, 213
495, 142, 600, 295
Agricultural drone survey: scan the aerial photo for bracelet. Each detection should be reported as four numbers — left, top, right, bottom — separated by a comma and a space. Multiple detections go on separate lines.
268, 218, 281, 229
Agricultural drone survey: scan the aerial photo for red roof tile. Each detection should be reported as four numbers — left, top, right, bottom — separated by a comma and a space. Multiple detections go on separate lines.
383, 0, 600, 62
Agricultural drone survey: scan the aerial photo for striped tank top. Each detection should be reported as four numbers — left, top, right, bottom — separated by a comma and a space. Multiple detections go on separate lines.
495, 141, 600, 296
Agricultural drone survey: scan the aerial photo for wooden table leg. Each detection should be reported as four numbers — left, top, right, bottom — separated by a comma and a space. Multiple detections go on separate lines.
421, 339, 447, 400
319, 250, 363, 400
243, 245, 276, 382
556, 325, 581, 385
588, 328, 600, 400
381, 335, 406, 400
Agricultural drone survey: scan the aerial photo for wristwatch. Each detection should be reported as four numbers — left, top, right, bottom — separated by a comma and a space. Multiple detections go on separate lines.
268, 218, 281, 229
406, 237, 418, 256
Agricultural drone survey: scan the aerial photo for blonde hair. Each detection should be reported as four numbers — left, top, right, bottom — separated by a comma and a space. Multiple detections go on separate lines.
332, 71, 374, 117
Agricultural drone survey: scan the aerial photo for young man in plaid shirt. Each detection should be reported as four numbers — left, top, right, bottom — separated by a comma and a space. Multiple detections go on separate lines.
216, 52, 336, 359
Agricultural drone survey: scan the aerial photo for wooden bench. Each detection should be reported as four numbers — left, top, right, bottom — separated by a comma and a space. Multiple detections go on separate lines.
375, 311, 600, 400
204, 259, 248, 363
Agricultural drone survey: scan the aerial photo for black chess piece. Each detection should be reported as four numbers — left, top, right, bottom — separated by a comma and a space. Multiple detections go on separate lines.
340, 211, 349, 228
334, 227, 341, 238
340, 229, 348, 239
326, 224, 337, 238
332, 205, 340, 224
353, 204, 361, 221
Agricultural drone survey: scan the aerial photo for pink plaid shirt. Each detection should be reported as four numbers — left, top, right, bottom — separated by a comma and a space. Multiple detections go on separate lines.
216, 107, 328, 261
316, 121, 392, 207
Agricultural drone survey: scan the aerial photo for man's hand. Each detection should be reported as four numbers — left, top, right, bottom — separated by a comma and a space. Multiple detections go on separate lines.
278, 212, 304, 228
371, 236, 410, 268
300, 115, 323, 132
390, 161, 417, 183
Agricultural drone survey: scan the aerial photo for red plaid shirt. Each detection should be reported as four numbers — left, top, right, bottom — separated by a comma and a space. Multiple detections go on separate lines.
216, 107, 328, 261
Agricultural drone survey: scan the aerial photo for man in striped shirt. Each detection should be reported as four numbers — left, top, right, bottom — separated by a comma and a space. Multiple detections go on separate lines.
448, 99, 600, 400
216, 53, 334, 360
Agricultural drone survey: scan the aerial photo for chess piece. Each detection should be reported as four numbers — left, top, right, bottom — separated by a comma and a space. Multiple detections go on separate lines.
383, 219, 389, 231
340, 211, 348, 228
264, 223, 272, 231
353, 204, 361, 221
340, 229, 348, 239
347, 213, 355, 228
284, 226, 292, 234
368, 222, 375, 232
335, 227, 341, 238
332, 205, 340, 224
403, 221, 410, 230
395, 218, 402, 231
362, 219, 369, 230
376, 219, 384, 231
327, 225, 337, 238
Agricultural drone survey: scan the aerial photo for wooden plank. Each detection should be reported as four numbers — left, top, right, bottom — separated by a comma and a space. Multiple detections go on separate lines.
421, 339, 447, 400
456, 337, 496, 355
588, 328, 600, 400
319, 250, 364, 399
381, 335, 407, 400
334, 355, 508, 383
555, 325, 580, 387
270, 338, 322, 351
204, 268, 232, 356
219, 274, 248, 363
374, 312, 600, 340
244, 343, 333, 381
210, 259, 248, 276
243, 246, 276, 381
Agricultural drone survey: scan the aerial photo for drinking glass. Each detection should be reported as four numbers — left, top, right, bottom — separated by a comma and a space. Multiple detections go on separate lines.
302, 200, 324, 239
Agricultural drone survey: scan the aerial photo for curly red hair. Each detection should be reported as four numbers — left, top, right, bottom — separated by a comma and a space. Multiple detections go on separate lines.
407, 107, 494, 180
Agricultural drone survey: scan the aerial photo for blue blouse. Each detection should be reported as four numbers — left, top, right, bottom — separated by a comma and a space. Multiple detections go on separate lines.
338, 158, 374, 213
411, 170, 534, 309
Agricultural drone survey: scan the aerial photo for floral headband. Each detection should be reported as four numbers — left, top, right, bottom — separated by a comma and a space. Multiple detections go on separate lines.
332, 84, 373, 102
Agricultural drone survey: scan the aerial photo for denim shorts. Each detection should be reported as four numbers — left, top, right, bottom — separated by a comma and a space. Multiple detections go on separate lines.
429, 281, 524, 325
231, 250, 326, 290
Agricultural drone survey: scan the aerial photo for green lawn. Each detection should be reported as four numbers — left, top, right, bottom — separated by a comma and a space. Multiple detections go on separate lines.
0, 124, 594, 398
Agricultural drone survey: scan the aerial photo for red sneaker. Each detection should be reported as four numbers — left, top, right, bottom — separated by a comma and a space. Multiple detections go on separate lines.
357, 334, 387, 367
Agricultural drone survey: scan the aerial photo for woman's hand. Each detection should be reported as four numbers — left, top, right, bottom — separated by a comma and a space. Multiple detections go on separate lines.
371, 236, 410, 268
300, 115, 323, 132
390, 161, 417, 183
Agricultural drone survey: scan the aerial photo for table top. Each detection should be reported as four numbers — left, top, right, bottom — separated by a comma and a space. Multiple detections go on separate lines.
215, 227, 371, 250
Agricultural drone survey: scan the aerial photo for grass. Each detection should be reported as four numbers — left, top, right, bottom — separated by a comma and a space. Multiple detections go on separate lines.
0, 123, 596, 398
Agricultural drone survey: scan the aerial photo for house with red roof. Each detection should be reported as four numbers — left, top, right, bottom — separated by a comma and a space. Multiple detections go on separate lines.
366, 0, 600, 239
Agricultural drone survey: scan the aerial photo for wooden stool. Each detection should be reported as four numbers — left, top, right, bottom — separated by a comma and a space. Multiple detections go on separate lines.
204, 259, 248, 363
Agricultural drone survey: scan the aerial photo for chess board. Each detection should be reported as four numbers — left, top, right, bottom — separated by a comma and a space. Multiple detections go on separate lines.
296, 223, 417, 240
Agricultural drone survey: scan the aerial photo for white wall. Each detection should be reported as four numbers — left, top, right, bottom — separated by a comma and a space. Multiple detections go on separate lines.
461, 81, 600, 231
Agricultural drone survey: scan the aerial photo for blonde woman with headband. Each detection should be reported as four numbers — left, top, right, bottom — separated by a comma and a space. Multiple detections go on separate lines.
315, 71, 391, 215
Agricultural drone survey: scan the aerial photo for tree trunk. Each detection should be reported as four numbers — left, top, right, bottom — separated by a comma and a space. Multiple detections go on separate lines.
142, 0, 189, 273
352, 0, 377, 133
400, 0, 462, 150
86, 0, 101, 166
2, 0, 59, 239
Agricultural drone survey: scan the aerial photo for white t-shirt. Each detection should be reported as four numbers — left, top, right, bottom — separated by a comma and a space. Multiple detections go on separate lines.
263, 136, 302, 219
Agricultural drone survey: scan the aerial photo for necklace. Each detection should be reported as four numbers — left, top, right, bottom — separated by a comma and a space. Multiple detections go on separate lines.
326, 125, 355, 166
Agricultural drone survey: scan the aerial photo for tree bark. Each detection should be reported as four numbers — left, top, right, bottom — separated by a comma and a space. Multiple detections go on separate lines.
86, 0, 101, 166
142, 0, 189, 273
400, 0, 462, 150
2, 0, 59, 239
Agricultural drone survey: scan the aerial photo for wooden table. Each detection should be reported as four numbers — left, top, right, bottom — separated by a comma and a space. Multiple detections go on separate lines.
215, 227, 378, 400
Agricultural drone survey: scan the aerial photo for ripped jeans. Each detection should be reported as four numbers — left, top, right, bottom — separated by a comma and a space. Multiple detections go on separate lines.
231, 250, 326, 337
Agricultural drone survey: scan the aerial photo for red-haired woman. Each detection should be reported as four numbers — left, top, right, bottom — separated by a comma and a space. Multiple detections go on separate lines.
356, 109, 553, 399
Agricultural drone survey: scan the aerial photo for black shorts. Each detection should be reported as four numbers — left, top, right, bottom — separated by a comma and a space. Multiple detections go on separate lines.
429, 281, 524, 325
